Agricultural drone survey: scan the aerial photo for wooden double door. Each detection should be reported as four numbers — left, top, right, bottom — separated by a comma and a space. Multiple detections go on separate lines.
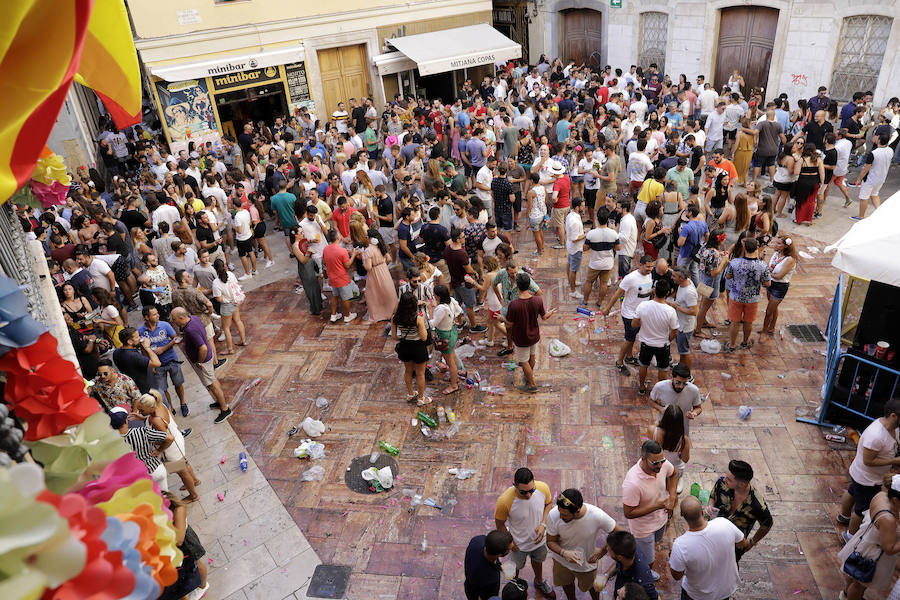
715, 6, 779, 94
317, 44, 371, 117
562, 9, 602, 67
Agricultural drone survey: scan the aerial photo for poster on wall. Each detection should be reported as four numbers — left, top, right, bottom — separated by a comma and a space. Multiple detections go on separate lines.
284, 61, 317, 120
155, 78, 218, 143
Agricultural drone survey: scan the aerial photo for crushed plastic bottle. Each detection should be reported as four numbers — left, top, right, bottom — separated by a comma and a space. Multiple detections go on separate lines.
379, 440, 400, 456
300, 465, 325, 481
421, 534, 428, 552
446, 422, 460, 438
601, 435, 614, 449
369, 451, 381, 464
738, 406, 752, 420
238, 452, 248, 472
408, 494, 423, 512
721, 372, 732, 380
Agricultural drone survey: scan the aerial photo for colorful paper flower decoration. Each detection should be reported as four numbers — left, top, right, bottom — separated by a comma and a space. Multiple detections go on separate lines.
100, 518, 159, 600
29, 150, 71, 208
72, 454, 166, 512
27, 412, 129, 494
0, 276, 47, 356
1, 332, 100, 441
0, 464, 86, 600
97, 480, 182, 587
36, 490, 135, 600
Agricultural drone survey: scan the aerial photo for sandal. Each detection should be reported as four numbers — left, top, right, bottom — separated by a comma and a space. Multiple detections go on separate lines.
406, 395, 419, 404
724, 319, 732, 326
181, 495, 199, 504
416, 396, 434, 406
724, 343, 736, 353
740, 339, 755, 349
442, 386, 459, 395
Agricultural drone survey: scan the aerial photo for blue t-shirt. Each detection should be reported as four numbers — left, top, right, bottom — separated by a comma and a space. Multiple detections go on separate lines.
138, 321, 178, 364
457, 110, 471, 129
556, 119, 571, 143
678, 219, 709, 260
467, 138, 487, 167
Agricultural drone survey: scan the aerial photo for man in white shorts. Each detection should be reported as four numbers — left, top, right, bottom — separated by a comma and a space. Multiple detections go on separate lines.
853, 132, 892, 220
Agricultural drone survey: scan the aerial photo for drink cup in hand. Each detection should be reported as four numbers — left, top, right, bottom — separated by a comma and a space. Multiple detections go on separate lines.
501, 561, 516, 580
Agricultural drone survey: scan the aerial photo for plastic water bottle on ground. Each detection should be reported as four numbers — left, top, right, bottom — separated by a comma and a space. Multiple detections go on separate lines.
238, 452, 248, 472
738, 405, 752, 420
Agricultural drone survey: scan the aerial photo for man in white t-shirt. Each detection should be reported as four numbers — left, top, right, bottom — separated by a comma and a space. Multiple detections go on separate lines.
565, 199, 586, 300
601, 254, 653, 377
830, 129, 853, 208
627, 139, 654, 189
616, 200, 638, 278
633, 279, 679, 395
331, 102, 349, 134
670, 496, 744, 600
75, 249, 116, 292
698, 84, 719, 119
494, 468, 555, 598
582, 205, 620, 306
545, 488, 622, 599
704, 102, 727, 152
300, 205, 328, 269
232, 197, 256, 281
668, 265, 698, 368
853, 132, 893, 220
838, 397, 900, 538
475, 157, 496, 217
151, 199, 181, 234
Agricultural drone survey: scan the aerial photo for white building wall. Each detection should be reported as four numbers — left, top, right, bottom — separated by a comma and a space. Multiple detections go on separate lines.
531, 0, 900, 106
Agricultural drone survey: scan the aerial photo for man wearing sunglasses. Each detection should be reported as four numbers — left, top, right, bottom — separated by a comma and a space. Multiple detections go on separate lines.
546, 488, 623, 600
622, 440, 678, 581
494, 468, 556, 598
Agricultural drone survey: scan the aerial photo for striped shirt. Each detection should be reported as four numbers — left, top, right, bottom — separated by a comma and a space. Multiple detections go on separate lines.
123, 427, 167, 473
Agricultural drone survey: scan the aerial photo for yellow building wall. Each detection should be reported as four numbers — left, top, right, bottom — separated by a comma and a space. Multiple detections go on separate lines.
131, 0, 399, 39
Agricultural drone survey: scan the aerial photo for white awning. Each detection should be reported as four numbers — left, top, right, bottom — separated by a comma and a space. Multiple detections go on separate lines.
148, 45, 305, 82
372, 51, 418, 76
385, 23, 520, 76
825, 191, 900, 286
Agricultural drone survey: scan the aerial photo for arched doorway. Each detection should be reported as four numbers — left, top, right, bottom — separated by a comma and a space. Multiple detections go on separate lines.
714, 6, 779, 94
561, 9, 602, 67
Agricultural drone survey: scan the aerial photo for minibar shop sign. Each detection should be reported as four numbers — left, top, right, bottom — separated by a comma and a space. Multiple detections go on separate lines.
211, 66, 281, 91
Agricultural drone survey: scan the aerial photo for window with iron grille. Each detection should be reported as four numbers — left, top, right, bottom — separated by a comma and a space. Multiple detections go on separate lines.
830, 15, 892, 102
639, 11, 668, 74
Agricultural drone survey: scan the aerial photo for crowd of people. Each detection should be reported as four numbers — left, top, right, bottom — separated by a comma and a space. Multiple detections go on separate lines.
15, 53, 900, 600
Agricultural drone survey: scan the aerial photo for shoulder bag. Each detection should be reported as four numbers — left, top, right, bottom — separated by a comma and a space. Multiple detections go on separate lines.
842, 508, 890, 583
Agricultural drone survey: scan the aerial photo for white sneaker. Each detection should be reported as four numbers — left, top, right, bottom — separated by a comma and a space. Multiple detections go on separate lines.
238, 274, 252, 281
265, 260, 274, 268
570, 291, 584, 299
323, 283, 333, 292
251, 271, 258, 276
344, 312, 358, 323
329, 313, 343, 323
217, 332, 225, 342
188, 583, 209, 600
676, 479, 684, 494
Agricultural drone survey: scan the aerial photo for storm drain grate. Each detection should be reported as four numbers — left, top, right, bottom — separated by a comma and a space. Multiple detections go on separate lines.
344, 454, 398, 494
786, 324, 825, 343
307, 564, 351, 599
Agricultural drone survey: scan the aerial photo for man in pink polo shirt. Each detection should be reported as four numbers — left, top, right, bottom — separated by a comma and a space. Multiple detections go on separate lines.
622, 439, 678, 581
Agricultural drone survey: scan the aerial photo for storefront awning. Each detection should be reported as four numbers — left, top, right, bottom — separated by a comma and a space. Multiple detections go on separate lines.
381, 23, 520, 76
372, 52, 418, 77
148, 45, 305, 82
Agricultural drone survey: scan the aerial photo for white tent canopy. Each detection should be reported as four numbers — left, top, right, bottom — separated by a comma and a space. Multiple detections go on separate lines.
377, 23, 521, 76
825, 190, 900, 286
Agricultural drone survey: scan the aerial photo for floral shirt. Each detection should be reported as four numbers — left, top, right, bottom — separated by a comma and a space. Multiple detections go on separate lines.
697, 246, 722, 277
463, 221, 486, 262
711, 477, 774, 537
93, 372, 141, 410
724, 257, 770, 303
493, 270, 540, 316
143, 265, 172, 305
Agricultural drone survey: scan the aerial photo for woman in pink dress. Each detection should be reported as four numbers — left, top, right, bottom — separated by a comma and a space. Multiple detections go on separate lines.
363, 229, 399, 322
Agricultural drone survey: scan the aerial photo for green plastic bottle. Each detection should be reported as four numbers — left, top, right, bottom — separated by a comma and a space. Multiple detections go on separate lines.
378, 441, 400, 456
690, 483, 701, 499
417, 411, 437, 428
601, 435, 614, 449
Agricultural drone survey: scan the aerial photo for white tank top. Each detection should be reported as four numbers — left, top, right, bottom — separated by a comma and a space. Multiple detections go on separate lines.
768, 252, 796, 284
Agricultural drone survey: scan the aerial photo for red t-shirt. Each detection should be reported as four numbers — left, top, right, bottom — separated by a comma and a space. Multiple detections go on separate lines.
596, 86, 610, 106
506, 295, 545, 347
705, 158, 738, 186
552, 175, 571, 209
332, 206, 356, 238
323, 243, 351, 288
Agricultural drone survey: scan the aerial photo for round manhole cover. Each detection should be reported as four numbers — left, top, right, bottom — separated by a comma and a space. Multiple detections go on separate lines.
344, 454, 399, 493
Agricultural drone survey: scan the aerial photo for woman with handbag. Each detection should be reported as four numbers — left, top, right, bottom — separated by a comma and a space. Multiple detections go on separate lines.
392, 291, 431, 406
211, 258, 247, 355
641, 201, 669, 261
694, 231, 728, 335
92, 287, 124, 348
135, 390, 200, 503
838, 473, 900, 600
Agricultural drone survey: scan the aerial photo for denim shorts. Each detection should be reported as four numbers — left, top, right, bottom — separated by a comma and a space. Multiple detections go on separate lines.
699, 272, 721, 300
676, 330, 693, 355
151, 361, 185, 391
567, 251, 583, 272
454, 284, 476, 308
622, 316, 640, 342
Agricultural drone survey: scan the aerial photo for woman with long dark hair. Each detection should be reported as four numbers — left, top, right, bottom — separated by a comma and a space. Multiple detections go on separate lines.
211, 258, 246, 354
761, 234, 798, 336
773, 140, 803, 217
392, 291, 430, 405
652, 403, 690, 493
694, 229, 728, 333
431, 284, 463, 396
792, 142, 824, 226
363, 228, 398, 322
